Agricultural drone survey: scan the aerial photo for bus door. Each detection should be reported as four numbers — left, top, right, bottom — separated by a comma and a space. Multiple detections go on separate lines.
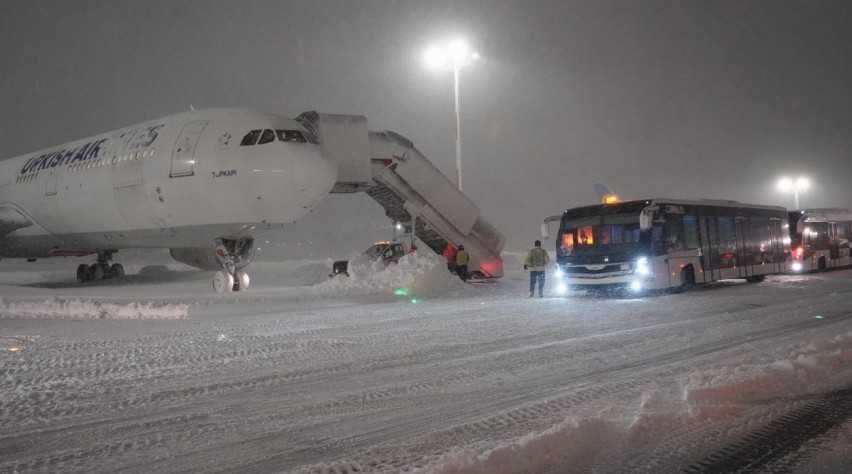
829, 222, 839, 263
768, 218, 788, 273
698, 217, 718, 282
735, 218, 749, 279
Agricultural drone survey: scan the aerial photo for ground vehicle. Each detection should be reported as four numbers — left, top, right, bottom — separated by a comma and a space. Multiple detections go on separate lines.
542, 199, 791, 293
787, 209, 852, 272
330, 241, 407, 277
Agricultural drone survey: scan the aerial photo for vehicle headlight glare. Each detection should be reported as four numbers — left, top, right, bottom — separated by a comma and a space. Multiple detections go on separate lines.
636, 257, 650, 275
555, 267, 564, 278
556, 282, 567, 294
792, 262, 802, 272
630, 281, 643, 291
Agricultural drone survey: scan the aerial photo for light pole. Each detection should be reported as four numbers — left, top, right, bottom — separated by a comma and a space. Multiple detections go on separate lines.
424, 39, 478, 191
777, 176, 809, 209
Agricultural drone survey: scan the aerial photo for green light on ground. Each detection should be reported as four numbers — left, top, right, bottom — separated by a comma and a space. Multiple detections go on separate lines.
814, 315, 824, 320
410, 298, 421, 304
393, 288, 409, 296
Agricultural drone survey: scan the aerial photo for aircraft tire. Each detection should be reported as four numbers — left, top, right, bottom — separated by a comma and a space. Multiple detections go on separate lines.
92, 264, 111, 281
77, 264, 89, 283
110, 263, 125, 278
235, 270, 250, 291
213, 271, 234, 293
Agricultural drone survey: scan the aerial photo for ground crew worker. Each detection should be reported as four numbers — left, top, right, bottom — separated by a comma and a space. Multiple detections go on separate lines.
455, 245, 470, 282
443, 243, 456, 274
524, 240, 550, 297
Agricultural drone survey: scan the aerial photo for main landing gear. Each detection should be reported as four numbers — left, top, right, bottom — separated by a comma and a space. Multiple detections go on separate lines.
76, 251, 125, 283
212, 239, 250, 293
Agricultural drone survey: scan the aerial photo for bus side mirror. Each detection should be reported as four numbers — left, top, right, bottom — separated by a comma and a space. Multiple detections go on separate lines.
640, 206, 658, 231
541, 223, 550, 239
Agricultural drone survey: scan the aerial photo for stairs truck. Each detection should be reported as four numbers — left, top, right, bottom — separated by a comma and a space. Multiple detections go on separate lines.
296, 112, 504, 280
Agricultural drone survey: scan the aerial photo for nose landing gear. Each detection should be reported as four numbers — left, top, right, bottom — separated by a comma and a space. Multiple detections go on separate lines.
212, 239, 251, 293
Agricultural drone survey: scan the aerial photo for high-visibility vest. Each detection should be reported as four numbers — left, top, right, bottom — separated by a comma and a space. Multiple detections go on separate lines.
525, 247, 549, 271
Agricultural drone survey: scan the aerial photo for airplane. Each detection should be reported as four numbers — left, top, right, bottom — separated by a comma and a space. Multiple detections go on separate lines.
0, 108, 338, 292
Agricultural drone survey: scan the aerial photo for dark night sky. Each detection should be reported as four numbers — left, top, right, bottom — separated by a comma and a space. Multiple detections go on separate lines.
2, 0, 851, 254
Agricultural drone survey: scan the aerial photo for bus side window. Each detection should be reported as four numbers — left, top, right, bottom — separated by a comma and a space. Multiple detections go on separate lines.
683, 215, 698, 249
561, 233, 575, 256
717, 217, 736, 267
664, 216, 685, 251
651, 226, 666, 256
578, 226, 594, 245
600, 225, 612, 245
751, 217, 771, 263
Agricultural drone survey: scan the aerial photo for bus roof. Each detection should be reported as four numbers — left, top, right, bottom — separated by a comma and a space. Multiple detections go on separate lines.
561, 198, 788, 218
795, 208, 852, 222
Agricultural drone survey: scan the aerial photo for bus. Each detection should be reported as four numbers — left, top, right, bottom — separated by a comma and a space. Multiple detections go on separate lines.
787, 208, 852, 272
541, 198, 791, 294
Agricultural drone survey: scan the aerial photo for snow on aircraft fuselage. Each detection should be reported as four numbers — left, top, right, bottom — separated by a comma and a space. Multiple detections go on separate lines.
0, 108, 338, 292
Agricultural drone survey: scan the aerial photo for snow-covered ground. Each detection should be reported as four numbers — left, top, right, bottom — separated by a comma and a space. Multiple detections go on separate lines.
1, 251, 851, 473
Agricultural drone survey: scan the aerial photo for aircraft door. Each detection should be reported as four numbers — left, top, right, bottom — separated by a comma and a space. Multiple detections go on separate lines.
45, 169, 58, 196
170, 121, 208, 177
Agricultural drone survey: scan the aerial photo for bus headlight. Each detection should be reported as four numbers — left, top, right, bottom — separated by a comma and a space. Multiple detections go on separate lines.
556, 282, 568, 294
792, 262, 803, 272
635, 257, 651, 275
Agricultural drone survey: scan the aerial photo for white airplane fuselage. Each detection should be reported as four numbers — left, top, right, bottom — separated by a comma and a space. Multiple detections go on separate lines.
0, 108, 337, 276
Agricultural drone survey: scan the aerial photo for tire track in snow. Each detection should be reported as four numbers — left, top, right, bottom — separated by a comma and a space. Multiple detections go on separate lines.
240, 311, 852, 472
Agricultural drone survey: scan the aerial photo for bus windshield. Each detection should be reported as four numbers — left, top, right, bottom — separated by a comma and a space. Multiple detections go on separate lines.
557, 214, 645, 257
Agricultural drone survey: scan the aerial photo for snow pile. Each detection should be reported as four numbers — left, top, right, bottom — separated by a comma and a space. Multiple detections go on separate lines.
411, 331, 852, 474
314, 251, 467, 297
0, 297, 188, 319
684, 330, 852, 413
415, 418, 621, 474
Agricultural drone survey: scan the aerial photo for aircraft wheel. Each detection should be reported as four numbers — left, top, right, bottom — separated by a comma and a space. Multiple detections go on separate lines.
213, 271, 234, 293
235, 270, 250, 291
91, 263, 106, 281
110, 263, 125, 278
77, 264, 89, 283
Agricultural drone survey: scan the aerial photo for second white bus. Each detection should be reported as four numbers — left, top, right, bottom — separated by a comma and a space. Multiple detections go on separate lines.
787, 208, 852, 272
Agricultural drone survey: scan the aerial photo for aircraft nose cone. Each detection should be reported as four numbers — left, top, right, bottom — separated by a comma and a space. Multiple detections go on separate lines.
294, 148, 338, 206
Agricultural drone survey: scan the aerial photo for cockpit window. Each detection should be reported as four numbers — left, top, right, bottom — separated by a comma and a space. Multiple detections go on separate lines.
258, 129, 275, 145
240, 130, 262, 146
276, 130, 307, 143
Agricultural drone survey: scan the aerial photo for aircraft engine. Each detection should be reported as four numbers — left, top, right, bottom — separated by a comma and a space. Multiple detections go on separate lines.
169, 238, 255, 271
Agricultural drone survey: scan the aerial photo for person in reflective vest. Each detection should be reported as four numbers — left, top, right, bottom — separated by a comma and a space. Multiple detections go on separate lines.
455, 245, 470, 282
524, 240, 550, 297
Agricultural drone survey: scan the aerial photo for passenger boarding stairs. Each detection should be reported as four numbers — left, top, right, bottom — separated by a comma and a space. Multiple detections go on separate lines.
296, 112, 505, 278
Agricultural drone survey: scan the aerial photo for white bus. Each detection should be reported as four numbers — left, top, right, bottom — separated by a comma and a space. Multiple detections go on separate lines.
787, 208, 852, 272
542, 198, 791, 294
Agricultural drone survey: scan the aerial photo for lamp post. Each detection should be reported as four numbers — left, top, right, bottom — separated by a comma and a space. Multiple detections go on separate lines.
777, 176, 809, 209
424, 39, 478, 191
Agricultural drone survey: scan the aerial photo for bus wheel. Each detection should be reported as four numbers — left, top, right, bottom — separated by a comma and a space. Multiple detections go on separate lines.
746, 275, 766, 283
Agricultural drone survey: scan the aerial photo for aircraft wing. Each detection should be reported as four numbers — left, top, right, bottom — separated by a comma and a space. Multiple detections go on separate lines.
0, 205, 33, 240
